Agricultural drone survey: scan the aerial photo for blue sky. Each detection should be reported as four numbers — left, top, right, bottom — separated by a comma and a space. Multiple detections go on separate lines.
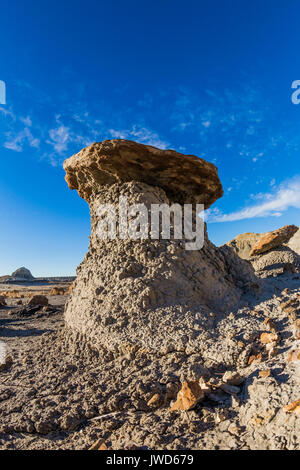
0, 0, 299, 276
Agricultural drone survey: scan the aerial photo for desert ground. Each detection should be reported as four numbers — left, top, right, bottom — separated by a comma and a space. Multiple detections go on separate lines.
0, 274, 299, 450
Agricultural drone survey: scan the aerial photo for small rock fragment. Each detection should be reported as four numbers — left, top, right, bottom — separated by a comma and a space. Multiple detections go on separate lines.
287, 348, 300, 362
263, 318, 276, 333
0, 355, 12, 372
222, 371, 243, 386
259, 369, 271, 378
228, 422, 242, 436
89, 438, 108, 450
283, 399, 300, 414
170, 381, 205, 411
260, 332, 279, 344
147, 393, 161, 408
220, 383, 240, 395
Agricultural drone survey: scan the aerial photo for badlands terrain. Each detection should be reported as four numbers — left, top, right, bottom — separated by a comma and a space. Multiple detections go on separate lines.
0, 140, 299, 450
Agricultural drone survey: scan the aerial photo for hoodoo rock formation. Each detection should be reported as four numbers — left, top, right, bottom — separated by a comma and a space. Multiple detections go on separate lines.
226, 225, 300, 278
64, 140, 257, 357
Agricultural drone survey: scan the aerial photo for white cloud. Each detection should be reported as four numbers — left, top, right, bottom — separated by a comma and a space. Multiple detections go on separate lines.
109, 125, 169, 149
207, 176, 300, 223
0, 106, 16, 120
4, 128, 40, 152
20, 116, 32, 127
47, 125, 70, 154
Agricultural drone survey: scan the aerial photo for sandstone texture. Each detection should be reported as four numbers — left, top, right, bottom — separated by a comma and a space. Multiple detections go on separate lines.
63, 140, 257, 357
250, 225, 298, 257
64, 140, 223, 208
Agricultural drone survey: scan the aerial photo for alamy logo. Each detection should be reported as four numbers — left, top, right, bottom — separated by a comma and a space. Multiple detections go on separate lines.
0, 80, 6, 104
96, 196, 205, 250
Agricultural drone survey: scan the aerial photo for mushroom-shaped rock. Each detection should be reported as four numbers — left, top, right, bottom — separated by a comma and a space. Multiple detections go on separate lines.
63, 140, 257, 357
64, 140, 223, 207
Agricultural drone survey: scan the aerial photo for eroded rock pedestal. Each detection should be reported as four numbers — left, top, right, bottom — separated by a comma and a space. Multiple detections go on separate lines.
64, 140, 257, 357
226, 225, 300, 278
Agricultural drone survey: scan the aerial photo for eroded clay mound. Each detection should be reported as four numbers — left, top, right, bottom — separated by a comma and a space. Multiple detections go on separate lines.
11, 267, 34, 281
288, 228, 300, 255
251, 246, 300, 278
65, 181, 257, 356
225, 233, 265, 260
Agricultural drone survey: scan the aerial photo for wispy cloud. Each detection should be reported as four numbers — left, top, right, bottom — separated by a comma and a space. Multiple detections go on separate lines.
109, 125, 169, 149
4, 128, 40, 152
206, 176, 300, 223
47, 125, 70, 154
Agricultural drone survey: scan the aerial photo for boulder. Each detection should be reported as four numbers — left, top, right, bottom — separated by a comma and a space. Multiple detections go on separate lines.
28, 295, 49, 307
250, 225, 298, 257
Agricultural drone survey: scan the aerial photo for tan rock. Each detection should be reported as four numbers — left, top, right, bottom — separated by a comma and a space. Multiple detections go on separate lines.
280, 298, 299, 315
228, 422, 242, 436
89, 438, 108, 450
294, 319, 300, 330
263, 318, 276, 333
222, 371, 243, 386
250, 225, 298, 257
63, 140, 257, 356
170, 381, 205, 411
215, 411, 227, 424
259, 369, 271, 378
283, 399, 300, 414
68, 283, 75, 294
268, 346, 278, 358
147, 393, 161, 408
64, 139, 223, 208
248, 353, 262, 365
260, 332, 279, 344
50, 287, 65, 296
287, 348, 300, 362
